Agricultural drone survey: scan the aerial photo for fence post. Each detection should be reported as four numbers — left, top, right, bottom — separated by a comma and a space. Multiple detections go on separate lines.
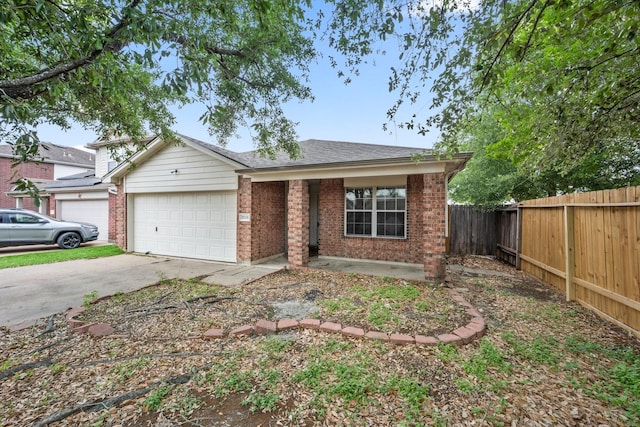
515, 205, 522, 270
563, 205, 576, 301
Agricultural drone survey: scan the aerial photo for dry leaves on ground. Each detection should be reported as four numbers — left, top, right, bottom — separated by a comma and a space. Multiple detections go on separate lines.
1, 258, 639, 427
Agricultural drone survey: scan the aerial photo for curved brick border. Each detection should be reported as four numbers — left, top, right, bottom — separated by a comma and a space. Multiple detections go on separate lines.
65, 288, 487, 346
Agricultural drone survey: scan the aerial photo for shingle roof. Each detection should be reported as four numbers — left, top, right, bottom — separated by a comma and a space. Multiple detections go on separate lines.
0, 142, 94, 167
184, 137, 431, 170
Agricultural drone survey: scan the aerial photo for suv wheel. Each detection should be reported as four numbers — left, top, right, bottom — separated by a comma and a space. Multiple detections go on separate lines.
57, 232, 81, 249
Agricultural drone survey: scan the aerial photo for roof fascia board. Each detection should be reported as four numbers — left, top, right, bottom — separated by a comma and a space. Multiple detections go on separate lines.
176, 135, 247, 169
241, 161, 452, 182
46, 184, 112, 194
102, 136, 166, 182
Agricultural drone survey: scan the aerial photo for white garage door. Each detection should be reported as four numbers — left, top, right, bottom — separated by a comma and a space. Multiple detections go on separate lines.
58, 199, 109, 241
132, 192, 237, 262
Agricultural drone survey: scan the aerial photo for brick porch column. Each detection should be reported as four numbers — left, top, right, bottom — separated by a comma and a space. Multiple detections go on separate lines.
287, 179, 309, 266
236, 177, 252, 263
423, 173, 446, 280
113, 184, 127, 249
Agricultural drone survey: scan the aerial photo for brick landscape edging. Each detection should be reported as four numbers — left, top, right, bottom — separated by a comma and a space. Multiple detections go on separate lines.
65, 288, 487, 346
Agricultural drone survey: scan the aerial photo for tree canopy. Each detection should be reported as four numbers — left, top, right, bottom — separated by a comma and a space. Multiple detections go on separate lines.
1, 0, 317, 158
1, 0, 639, 201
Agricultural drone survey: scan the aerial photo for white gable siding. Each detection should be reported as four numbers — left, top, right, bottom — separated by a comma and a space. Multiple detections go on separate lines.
93, 147, 110, 178
53, 164, 92, 179
125, 144, 238, 193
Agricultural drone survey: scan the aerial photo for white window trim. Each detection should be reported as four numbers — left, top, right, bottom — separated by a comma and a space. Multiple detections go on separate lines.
344, 186, 407, 239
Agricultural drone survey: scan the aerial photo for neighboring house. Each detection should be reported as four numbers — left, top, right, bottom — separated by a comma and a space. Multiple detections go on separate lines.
0, 143, 94, 214
104, 134, 471, 279
39, 135, 153, 241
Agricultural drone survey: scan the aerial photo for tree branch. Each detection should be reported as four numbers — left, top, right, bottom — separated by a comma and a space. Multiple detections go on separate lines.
480, 0, 540, 92
0, 0, 142, 101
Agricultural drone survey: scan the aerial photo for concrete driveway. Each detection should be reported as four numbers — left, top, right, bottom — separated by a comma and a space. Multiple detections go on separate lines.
0, 254, 284, 328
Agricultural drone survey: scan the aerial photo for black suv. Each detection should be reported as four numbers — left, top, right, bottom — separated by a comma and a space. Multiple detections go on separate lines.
0, 209, 99, 249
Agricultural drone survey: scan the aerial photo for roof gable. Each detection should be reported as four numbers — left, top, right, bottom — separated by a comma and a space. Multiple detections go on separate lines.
0, 143, 94, 167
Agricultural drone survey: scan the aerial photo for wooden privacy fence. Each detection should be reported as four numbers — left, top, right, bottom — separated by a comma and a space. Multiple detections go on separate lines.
447, 205, 520, 265
519, 186, 640, 337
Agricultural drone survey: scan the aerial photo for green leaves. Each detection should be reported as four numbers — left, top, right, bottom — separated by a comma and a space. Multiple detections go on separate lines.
0, 0, 316, 159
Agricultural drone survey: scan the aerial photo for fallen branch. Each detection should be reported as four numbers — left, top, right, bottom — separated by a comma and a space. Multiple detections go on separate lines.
38, 315, 55, 336
153, 291, 175, 305
202, 297, 238, 306
126, 304, 178, 314
183, 301, 196, 319
0, 358, 54, 380
32, 363, 213, 427
77, 351, 217, 369
124, 307, 179, 319
185, 294, 219, 303
28, 336, 75, 356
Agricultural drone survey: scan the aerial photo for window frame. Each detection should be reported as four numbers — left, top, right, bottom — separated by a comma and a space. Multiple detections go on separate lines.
344, 186, 407, 239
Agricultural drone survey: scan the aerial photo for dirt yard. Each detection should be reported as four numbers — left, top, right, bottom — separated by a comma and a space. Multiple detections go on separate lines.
1, 257, 638, 426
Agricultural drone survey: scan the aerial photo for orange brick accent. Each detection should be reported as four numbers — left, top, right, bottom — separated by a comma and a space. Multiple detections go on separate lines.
237, 178, 286, 263
112, 184, 127, 249
236, 177, 252, 262
287, 179, 309, 266
423, 173, 446, 280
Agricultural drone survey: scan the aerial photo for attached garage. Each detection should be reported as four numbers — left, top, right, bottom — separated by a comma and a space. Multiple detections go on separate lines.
111, 136, 244, 263
131, 191, 237, 262
57, 198, 109, 241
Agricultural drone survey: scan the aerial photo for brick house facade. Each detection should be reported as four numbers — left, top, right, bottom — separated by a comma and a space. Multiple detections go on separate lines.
0, 143, 94, 214
105, 135, 470, 280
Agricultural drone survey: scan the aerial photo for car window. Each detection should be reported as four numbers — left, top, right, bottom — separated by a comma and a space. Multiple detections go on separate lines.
8, 213, 42, 224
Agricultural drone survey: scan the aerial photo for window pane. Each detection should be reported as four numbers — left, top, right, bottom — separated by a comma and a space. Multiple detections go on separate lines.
377, 212, 405, 237
346, 211, 371, 236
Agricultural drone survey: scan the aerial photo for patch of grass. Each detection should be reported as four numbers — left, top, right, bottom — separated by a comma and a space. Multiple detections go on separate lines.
49, 363, 66, 375
242, 368, 281, 413
454, 377, 477, 394
572, 343, 640, 424
387, 377, 430, 425
317, 297, 358, 314
261, 336, 294, 356
0, 245, 123, 269
461, 338, 511, 381
143, 383, 173, 411
294, 350, 380, 406
243, 391, 279, 413
112, 356, 151, 383
502, 332, 560, 367
435, 344, 459, 363
367, 302, 399, 329
169, 389, 201, 416
83, 290, 99, 308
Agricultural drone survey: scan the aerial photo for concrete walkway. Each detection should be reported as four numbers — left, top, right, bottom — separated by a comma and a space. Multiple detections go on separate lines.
0, 252, 429, 329
0, 254, 285, 328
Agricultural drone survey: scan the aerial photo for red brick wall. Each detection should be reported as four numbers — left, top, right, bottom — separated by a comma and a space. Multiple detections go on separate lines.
422, 172, 446, 279
236, 177, 252, 263
237, 178, 286, 263
317, 173, 448, 279
251, 181, 285, 261
287, 179, 309, 266
112, 184, 127, 249
318, 176, 425, 264
0, 157, 54, 209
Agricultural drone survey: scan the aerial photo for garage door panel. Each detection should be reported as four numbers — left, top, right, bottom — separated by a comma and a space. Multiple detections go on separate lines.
58, 199, 109, 241
132, 192, 236, 262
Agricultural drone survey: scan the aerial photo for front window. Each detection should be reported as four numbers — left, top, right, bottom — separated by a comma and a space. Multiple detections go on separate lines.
345, 187, 406, 238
